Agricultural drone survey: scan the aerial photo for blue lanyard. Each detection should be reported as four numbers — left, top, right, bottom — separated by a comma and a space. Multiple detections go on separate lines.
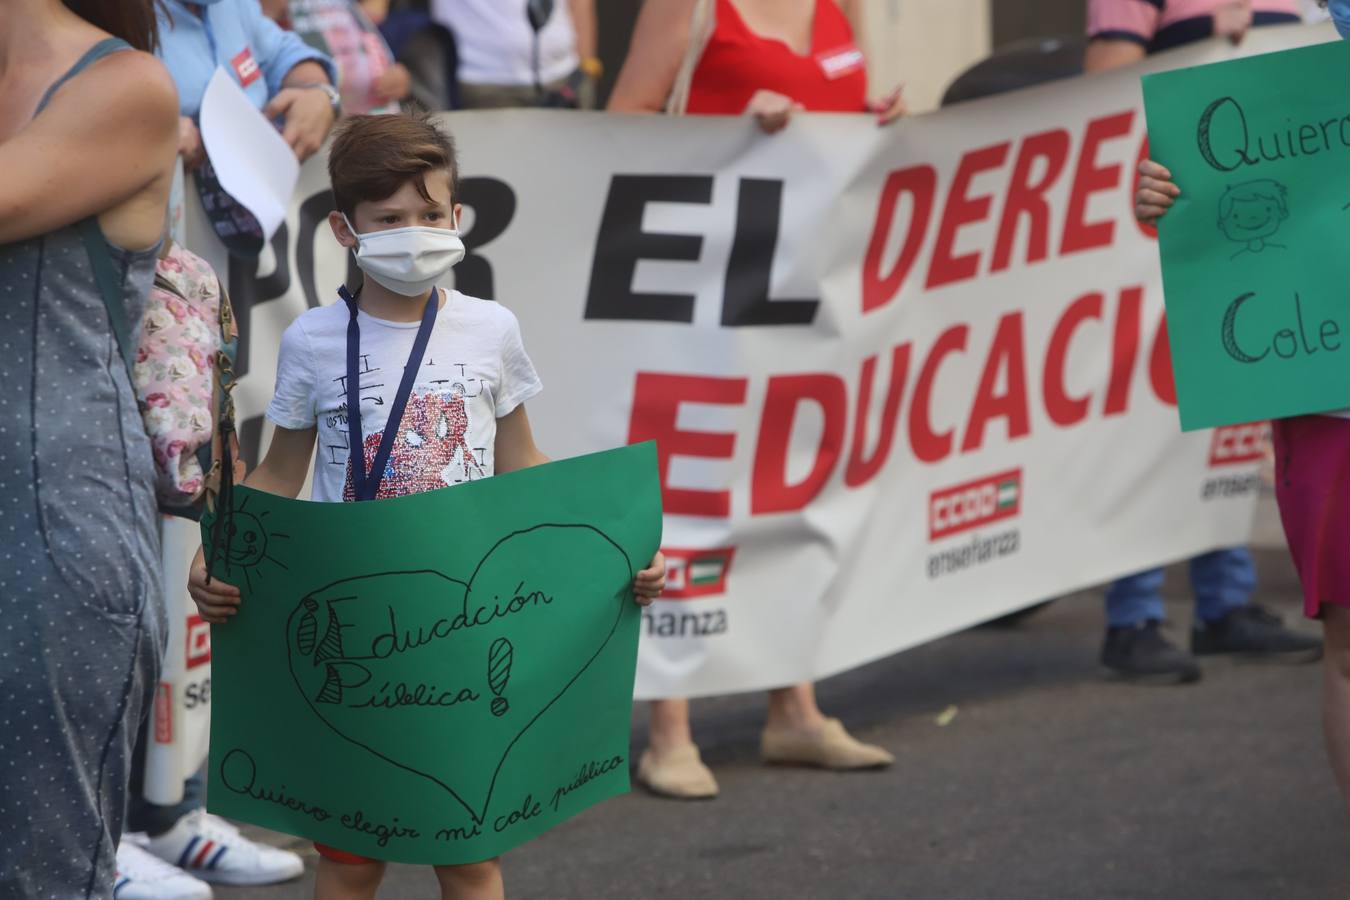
341, 286, 440, 501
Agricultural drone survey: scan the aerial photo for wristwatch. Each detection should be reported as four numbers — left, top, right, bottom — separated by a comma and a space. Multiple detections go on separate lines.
301, 82, 342, 118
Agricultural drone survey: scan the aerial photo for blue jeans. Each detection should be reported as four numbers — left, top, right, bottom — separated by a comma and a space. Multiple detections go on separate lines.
1105, 547, 1255, 628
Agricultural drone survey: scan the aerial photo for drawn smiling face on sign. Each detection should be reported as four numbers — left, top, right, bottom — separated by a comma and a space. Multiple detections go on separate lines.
1218, 180, 1289, 256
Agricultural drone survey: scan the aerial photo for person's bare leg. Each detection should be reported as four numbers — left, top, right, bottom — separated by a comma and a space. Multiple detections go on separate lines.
762, 682, 893, 770
648, 698, 693, 753
765, 682, 829, 732
636, 698, 718, 798
314, 858, 385, 900
1322, 607, 1350, 820
434, 859, 504, 900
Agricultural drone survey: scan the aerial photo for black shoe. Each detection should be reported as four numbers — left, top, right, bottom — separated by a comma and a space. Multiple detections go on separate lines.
1192, 605, 1323, 662
1102, 620, 1202, 684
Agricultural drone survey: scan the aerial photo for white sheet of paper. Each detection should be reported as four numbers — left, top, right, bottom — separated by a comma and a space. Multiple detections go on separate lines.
198, 67, 299, 240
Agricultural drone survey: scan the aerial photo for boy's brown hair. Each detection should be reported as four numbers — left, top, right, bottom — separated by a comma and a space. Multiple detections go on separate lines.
328, 113, 459, 218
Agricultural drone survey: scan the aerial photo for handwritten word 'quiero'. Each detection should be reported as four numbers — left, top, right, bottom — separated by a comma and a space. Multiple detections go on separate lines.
1198, 96, 1350, 172
1221, 291, 1342, 364
220, 748, 332, 823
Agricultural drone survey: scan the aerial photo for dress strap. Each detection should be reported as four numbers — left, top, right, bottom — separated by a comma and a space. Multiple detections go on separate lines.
35, 37, 133, 116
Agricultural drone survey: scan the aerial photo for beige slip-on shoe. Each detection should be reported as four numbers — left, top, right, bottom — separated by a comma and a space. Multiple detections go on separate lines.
636, 743, 720, 799
760, 718, 895, 770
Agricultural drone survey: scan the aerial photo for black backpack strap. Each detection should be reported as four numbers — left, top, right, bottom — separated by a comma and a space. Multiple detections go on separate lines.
78, 218, 137, 382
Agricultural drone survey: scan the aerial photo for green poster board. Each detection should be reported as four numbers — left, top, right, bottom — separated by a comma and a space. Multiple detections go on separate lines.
200, 443, 661, 864
1142, 39, 1350, 430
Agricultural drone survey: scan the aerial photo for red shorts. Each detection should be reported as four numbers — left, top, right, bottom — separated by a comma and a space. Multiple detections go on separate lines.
314, 843, 378, 865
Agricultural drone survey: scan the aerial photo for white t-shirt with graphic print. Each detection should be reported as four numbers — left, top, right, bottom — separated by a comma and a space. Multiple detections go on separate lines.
266, 288, 542, 503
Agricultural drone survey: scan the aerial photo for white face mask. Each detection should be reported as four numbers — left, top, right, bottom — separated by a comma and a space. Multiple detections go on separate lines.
343, 214, 465, 297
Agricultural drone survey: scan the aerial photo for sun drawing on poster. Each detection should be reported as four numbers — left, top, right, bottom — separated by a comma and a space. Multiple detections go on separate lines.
212, 494, 292, 591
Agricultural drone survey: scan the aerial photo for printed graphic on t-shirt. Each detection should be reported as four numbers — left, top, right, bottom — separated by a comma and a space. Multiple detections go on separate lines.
341, 385, 487, 500
331, 356, 491, 500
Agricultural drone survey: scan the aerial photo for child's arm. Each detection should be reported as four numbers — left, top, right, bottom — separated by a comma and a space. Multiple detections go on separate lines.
495, 406, 667, 604
494, 406, 550, 473
241, 425, 318, 499
187, 425, 318, 623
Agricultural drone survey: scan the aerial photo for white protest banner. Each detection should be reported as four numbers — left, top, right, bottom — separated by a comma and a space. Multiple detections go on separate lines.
143, 517, 214, 803
183, 25, 1328, 701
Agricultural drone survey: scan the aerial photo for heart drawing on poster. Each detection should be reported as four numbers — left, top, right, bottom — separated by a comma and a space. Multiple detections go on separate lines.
283, 524, 634, 825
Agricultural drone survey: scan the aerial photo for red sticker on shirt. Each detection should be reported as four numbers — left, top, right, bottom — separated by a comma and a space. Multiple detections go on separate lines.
231, 48, 262, 87
815, 44, 865, 80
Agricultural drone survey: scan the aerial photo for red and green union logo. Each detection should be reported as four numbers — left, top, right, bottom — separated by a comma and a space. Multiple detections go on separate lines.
662, 547, 737, 600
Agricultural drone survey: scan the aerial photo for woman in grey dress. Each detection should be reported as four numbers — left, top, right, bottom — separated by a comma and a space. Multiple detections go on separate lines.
0, 2, 180, 897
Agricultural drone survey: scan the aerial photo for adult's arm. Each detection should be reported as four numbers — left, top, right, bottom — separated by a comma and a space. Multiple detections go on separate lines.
245, 0, 337, 95
1083, 0, 1153, 73
606, 0, 698, 113
361, 0, 390, 25
0, 51, 178, 244
568, 0, 598, 63
1083, 38, 1146, 73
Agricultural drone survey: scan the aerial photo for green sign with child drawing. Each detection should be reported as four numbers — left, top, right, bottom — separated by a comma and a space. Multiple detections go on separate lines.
200, 443, 661, 864
1142, 39, 1350, 430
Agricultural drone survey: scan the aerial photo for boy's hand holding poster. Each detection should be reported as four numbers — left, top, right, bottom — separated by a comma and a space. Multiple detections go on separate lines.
200, 444, 661, 864
1142, 39, 1350, 430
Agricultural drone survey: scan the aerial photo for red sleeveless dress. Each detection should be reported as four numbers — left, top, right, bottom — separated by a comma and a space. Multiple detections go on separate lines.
685, 0, 868, 114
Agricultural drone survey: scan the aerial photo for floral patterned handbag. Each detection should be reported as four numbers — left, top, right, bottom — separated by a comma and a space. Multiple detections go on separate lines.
138, 241, 240, 518
82, 223, 239, 519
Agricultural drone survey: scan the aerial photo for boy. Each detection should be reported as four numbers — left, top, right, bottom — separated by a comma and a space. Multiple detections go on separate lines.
188, 112, 666, 900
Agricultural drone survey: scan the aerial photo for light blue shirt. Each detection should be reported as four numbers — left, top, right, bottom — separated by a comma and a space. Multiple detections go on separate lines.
157, 0, 337, 117
1331, 0, 1350, 39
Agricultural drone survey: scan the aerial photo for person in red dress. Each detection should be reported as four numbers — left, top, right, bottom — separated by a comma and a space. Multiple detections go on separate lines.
607, 0, 905, 801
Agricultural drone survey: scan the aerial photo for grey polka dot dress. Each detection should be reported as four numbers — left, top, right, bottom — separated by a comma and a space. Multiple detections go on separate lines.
0, 39, 166, 900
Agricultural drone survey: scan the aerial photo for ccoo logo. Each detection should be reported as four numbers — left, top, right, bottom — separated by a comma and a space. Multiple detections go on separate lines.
929, 469, 1023, 541
186, 615, 212, 669
662, 547, 736, 600
1208, 423, 1269, 467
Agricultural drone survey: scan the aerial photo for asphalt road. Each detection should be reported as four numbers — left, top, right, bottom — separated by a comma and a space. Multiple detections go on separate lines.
217, 540, 1348, 899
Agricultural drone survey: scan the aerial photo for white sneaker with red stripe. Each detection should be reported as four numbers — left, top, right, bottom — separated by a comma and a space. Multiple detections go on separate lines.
141, 809, 305, 886
114, 842, 212, 900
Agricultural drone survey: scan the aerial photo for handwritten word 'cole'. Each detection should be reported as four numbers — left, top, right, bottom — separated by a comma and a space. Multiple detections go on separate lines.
1198, 96, 1350, 172
370, 582, 554, 659
493, 795, 543, 833
1221, 291, 1342, 364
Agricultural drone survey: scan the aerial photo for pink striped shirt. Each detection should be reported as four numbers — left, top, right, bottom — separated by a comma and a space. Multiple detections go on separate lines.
1088, 0, 1301, 51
